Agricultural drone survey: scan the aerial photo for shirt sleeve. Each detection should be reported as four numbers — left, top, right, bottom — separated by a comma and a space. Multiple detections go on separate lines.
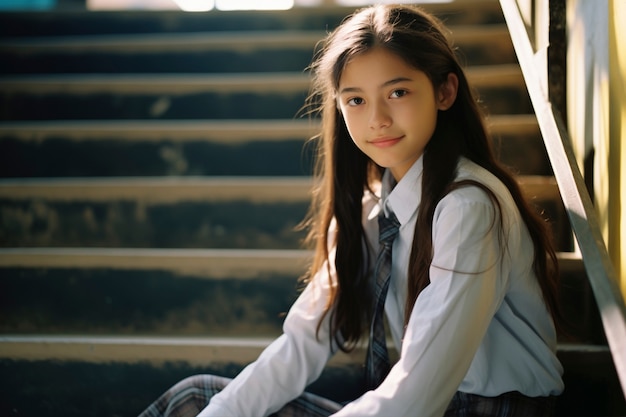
198, 255, 339, 417
331, 189, 509, 417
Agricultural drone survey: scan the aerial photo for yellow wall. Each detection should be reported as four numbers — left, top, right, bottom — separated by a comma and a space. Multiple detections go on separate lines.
567, 0, 625, 297
609, 0, 625, 295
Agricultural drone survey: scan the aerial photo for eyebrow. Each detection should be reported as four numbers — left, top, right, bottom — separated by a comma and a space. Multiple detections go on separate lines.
339, 76, 413, 95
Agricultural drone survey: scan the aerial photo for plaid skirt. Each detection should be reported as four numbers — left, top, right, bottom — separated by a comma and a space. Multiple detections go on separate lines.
137, 374, 556, 417
137, 375, 342, 417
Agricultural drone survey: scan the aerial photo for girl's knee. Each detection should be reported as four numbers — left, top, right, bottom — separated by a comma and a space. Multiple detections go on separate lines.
172, 374, 231, 394
156, 375, 231, 417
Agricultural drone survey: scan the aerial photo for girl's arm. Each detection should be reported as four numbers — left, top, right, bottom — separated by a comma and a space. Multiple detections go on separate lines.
332, 188, 509, 417
198, 255, 339, 417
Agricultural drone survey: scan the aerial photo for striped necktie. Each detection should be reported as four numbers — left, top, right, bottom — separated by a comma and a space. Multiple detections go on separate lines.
365, 210, 400, 391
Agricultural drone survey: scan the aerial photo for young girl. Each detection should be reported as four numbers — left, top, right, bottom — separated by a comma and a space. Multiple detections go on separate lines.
139, 4, 564, 417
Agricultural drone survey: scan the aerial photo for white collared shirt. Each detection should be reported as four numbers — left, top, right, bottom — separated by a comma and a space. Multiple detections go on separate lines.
200, 156, 564, 417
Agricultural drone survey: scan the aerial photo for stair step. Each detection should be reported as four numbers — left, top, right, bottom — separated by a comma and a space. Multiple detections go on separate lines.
0, 195, 566, 250
0, 266, 302, 335
0, 175, 558, 202
0, 176, 568, 250
0, 115, 550, 178
0, 119, 318, 142
0, 138, 315, 177
0, 30, 327, 52
0, 248, 310, 278
0, 247, 581, 276
0, 199, 308, 249
1, 344, 622, 417
0, 335, 277, 365
0, 25, 515, 74
0, 41, 314, 75
0, 73, 310, 94
0, 65, 523, 94
0, 90, 308, 121
0, 251, 600, 341
0, 67, 531, 120
0, 114, 538, 142
0, 357, 364, 416
0, 335, 361, 365
0, 25, 511, 54
0, 176, 312, 202
0, 334, 602, 366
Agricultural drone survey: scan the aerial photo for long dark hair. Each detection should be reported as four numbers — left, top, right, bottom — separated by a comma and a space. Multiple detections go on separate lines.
301, 4, 560, 352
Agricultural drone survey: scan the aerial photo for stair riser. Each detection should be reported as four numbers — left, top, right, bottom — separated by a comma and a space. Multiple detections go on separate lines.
3, 348, 624, 417
0, 43, 515, 75
0, 92, 308, 120
0, 196, 572, 251
0, 200, 308, 249
0, 11, 355, 36
0, 49, 316, 75
0, 138, 315, 177
0, 258, 600, 343
0, 134, 550, 178
0, 359, 364, 417
0, 197, 571, 251
0, 86, 531, 120
0, 268, 299, 336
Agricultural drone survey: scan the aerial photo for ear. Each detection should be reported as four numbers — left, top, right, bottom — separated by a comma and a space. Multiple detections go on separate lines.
437, 72, 458, 111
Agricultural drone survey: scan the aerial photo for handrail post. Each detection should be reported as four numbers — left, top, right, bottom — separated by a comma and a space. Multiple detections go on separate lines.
547, 0, 567, 125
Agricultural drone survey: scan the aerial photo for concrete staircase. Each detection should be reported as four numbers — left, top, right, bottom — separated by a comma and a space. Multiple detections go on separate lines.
0, 1, 624, 416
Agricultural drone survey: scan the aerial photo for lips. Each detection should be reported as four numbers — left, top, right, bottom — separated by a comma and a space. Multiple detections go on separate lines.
369, 135, 403, 148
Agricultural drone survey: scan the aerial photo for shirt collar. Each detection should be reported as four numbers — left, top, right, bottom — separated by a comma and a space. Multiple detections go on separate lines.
380, 156, 423, 226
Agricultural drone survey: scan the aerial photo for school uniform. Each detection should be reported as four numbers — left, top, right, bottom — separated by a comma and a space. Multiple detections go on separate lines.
139, 156, 563, 417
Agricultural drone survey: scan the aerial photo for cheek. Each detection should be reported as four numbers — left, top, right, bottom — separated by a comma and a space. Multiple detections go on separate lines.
410, 102, 438, 131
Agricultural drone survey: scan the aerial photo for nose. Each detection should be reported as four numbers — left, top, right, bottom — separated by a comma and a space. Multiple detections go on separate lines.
368, 99, 392, 130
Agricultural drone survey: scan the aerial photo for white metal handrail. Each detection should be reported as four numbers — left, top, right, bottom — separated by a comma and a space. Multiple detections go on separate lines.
499, 0, 626, 397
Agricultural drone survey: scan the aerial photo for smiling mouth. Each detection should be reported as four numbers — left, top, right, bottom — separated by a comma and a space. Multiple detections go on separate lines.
369, 136, 403, 147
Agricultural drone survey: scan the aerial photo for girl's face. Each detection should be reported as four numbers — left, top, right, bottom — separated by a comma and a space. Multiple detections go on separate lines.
337, 47, 456, 181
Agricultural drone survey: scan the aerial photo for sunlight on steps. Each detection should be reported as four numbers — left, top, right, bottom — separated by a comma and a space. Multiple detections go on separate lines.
1, 0, 624, 415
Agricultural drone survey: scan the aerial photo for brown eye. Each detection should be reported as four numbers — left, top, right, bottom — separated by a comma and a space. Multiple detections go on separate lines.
348, 97, 365, 106
390, 89, 408, 98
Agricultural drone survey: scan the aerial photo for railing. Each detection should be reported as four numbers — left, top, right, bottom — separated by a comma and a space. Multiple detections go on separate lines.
499, 0, 626, 397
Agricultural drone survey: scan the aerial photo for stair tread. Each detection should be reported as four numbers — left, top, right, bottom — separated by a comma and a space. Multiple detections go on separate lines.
0, 115, 538, 141
0, 333, 602, 347
0, 119, 317, 141
0, 334, 607, 365
0, 334, 363, 365
0, 72, 311, 94
0, 246, 580, 266
0, 65, 523, 94
0, 176, 312, 202
0, 25, 511, 52
0, 174, 558, 202
0, 334, 279, 366
0, 247, 311, 278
